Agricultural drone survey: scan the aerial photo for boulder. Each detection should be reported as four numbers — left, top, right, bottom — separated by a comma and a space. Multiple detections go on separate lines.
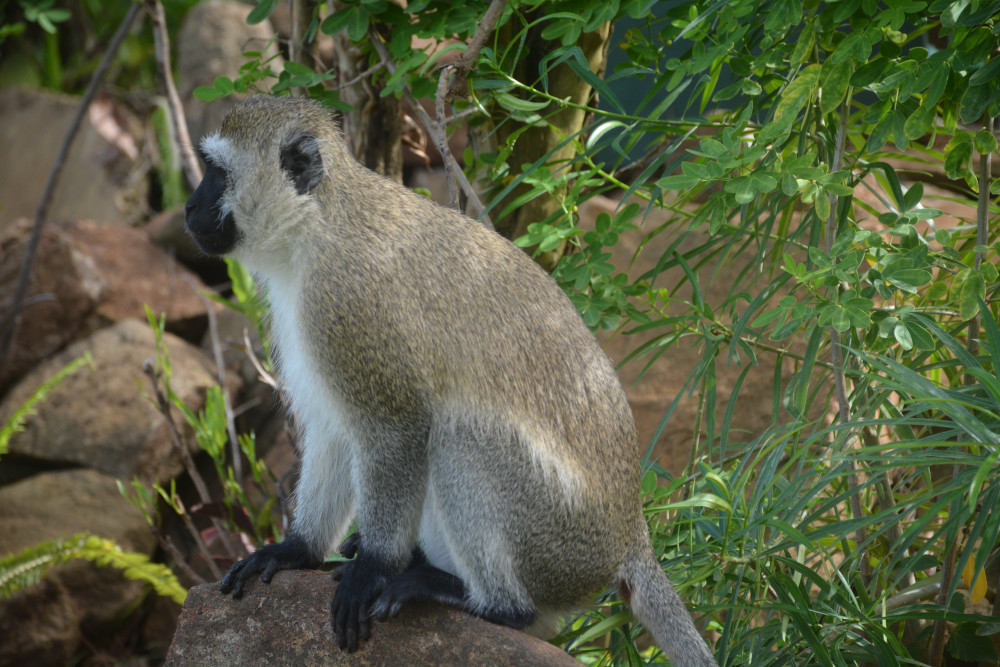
0, 218, 104, 394
0, 319, 222, 484
0, 87, 144, 232
55, 218, 209, 341
0, 468, 157, 667
166, 570, 581, 666
178, 1, 283, 145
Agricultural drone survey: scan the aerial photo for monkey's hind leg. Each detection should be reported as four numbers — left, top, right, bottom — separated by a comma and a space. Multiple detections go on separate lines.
370, 555, 537, 630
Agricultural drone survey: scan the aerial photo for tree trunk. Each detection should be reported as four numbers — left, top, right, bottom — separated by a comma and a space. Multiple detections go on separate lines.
333, 27, 403, 182
471, 17, 611, 269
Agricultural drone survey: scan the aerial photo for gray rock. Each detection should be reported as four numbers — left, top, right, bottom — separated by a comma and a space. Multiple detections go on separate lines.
0, 87, 145, 232
178, 1, 283, 144
166, 569, 581, 666
0, 319, 221, 483
0, 218, 105, 393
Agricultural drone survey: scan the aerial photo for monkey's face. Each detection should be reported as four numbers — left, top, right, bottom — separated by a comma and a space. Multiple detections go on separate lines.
184, 97, 328, 267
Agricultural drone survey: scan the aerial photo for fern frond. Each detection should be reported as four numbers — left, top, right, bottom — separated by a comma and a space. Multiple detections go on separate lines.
0, 532, 187, 605
0, 353, 94, 459
0, 532, 90, 598
74, 535, 187, 604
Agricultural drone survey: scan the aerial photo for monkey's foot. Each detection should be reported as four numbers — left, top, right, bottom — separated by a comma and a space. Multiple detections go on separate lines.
219, 533, 320, 599
372, 562, 536, 630
330, 553, 396, 652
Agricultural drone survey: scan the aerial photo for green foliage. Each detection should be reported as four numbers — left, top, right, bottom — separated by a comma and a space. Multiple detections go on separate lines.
0, 358, 184, 607
0, 532, 186, 605
193, 0, 1000, 663
128, 264, 280, 549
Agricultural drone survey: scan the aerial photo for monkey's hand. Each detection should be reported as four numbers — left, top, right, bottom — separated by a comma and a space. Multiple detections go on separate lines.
219, 533, 321, 599
331, 551, 396, 652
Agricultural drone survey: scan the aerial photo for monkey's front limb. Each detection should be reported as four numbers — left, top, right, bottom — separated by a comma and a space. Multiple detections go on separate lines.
330, 546, 398, 652
219, 533, 321, 598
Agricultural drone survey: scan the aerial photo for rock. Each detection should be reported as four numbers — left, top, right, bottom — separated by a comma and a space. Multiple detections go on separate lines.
177, 1, 283, 145
0, 319, 222, 484
165, 570, 581, 666
0, 468, 157, 667
55, 218, 209, 341
0, 218, 105, 394
0, 217, 210, 394
0, 87, 145, 232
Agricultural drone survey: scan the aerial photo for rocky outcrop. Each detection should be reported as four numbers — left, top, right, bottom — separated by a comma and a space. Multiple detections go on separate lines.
166, 570, 581, 666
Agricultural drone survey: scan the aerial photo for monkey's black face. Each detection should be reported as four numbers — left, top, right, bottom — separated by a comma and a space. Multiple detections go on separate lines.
185, 161, 239, 256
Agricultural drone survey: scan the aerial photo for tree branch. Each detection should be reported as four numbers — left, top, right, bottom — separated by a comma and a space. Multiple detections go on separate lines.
145, 0, 202, 191
444, 0, 508, 101
367, 26, 491, 225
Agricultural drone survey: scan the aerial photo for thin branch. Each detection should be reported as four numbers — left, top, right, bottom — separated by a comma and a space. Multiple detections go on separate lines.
436, 66, 461, 209
444, 0, 508, 101
142, 361, 239, 560
188, 278, 243, 485
145, 0, 201, 191
0, 2, 142, 373
157, 531, 209, 585
826, 94, 870, 584
367, 26, 492, 225
334, 62, 386, 91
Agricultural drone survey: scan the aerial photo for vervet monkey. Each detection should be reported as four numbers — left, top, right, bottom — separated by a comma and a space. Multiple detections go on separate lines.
186, 95, 716, 666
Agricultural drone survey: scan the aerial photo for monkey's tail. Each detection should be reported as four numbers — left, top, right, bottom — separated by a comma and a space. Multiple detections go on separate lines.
618, 538, 717, 667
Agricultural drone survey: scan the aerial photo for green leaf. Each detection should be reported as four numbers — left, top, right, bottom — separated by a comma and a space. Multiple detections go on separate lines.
974, 128, 998, 154
657, 174, 704, 190
945, 137, 974, 180
247, 0, 279, 24
820, 60, 852, 115
495, 93, 550, 112
969, 56, 1000, 86
960, 83, 1000, 124
894, 321, 913, 350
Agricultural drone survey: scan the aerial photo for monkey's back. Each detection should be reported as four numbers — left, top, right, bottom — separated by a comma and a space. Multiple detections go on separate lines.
300, 170, 645, 599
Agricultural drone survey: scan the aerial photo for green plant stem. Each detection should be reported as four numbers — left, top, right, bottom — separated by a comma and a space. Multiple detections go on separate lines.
826, 94, 870, 584
930, 113, 995, 667
142, 362, 238, 560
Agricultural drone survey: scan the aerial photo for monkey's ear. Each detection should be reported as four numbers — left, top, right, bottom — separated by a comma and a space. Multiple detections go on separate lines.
280, 134, 324, 194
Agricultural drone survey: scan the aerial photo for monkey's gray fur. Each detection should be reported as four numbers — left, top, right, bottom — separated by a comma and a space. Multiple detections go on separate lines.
186, 95, 716, 666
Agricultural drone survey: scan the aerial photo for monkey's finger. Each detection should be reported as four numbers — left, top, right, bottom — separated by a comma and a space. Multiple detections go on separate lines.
338, 532, 360, 559
260, 559, 280, 583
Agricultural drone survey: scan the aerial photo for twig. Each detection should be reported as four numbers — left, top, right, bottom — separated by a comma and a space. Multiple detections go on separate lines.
174, 498, 223, 580
0, 2, 142, 373
443, 0, 508, 101
826, 94, 870, 585
436, 67, 461, 209
188, 278, 243, 485
142, 361, 238, 559
334, 62, 386, 91
367, 26, 492, 225
243, 329, 277, 389
145, 0, 202, 191
156, 531, 209, 585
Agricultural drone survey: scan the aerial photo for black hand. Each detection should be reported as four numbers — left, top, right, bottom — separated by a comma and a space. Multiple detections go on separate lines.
219, 533, 320, 599
330, 550, 396, 652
